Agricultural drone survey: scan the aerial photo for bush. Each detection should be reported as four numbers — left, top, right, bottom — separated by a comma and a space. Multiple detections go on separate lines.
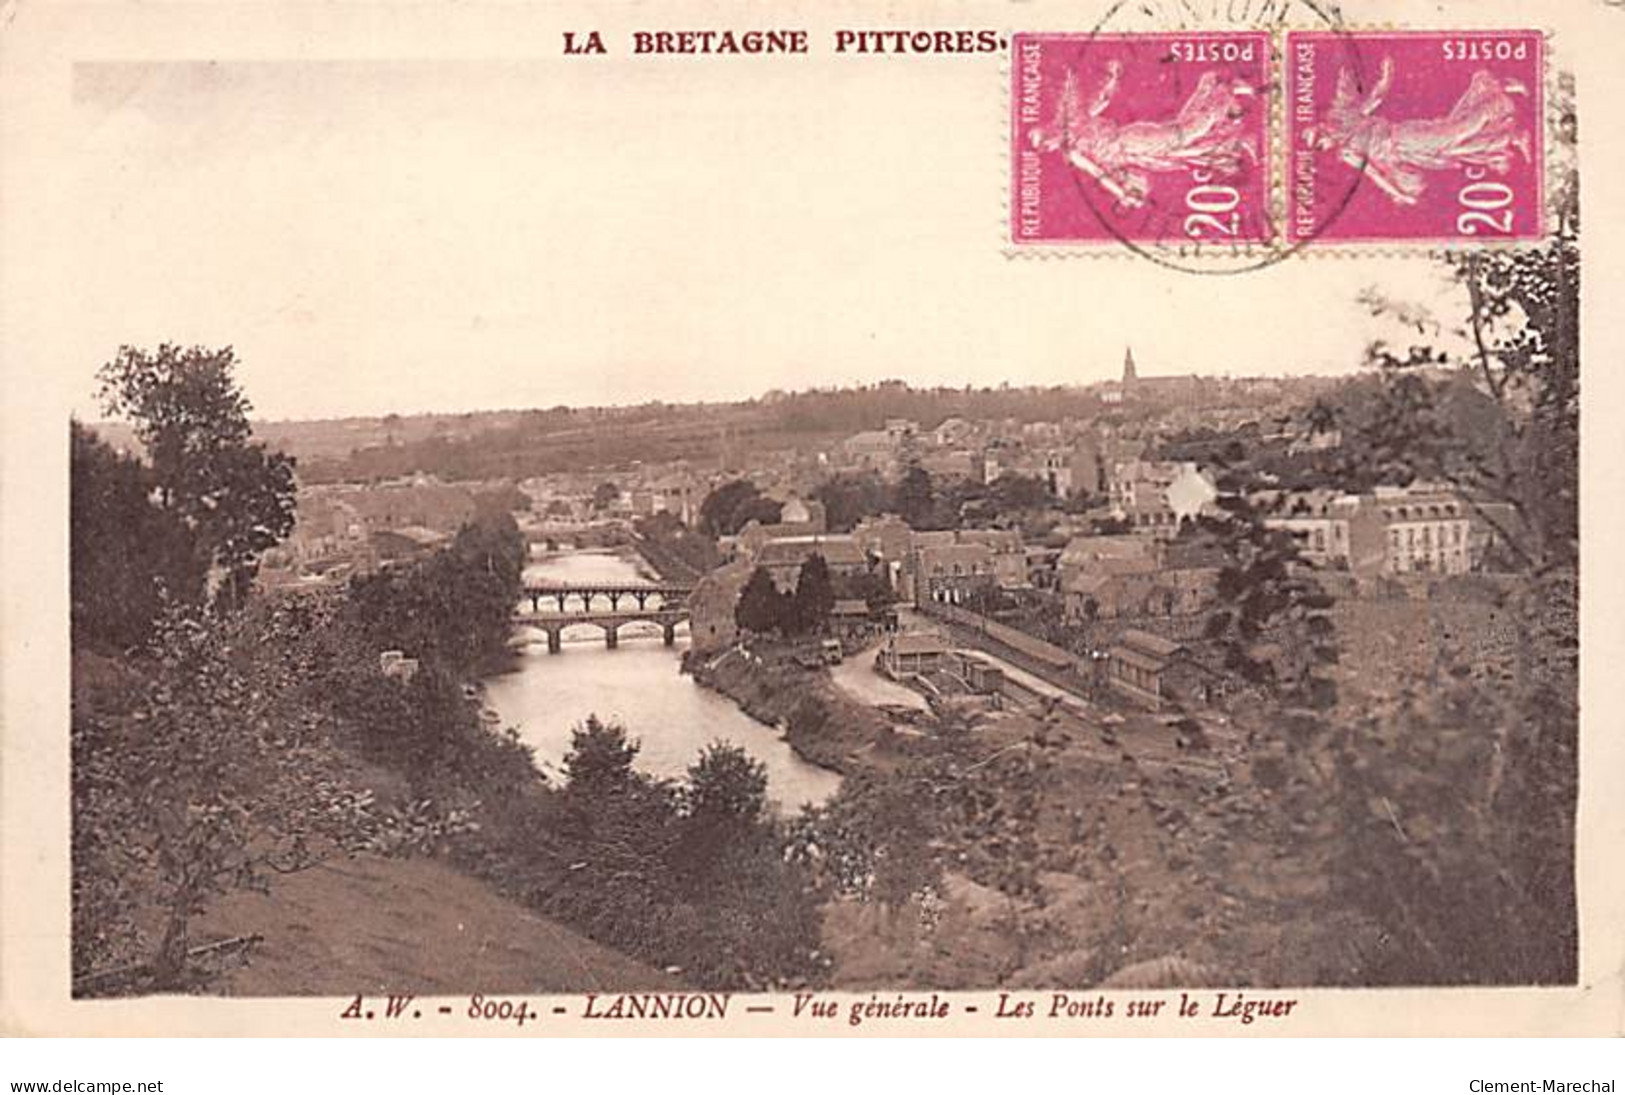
461, 718, 826, 989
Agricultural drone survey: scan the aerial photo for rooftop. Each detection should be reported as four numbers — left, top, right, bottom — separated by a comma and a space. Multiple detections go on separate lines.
1113, 629, 1186, 660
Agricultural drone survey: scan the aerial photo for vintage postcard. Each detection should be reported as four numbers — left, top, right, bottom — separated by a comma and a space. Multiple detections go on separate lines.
1, 0, 1622, 1039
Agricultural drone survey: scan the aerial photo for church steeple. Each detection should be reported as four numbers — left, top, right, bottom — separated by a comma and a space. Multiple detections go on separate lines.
1122, 346, 1138, 387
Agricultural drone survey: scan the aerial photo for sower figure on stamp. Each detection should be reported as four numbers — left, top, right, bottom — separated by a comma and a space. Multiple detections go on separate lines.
1313, 58, 1532, 205
1029, 60, 1259, 209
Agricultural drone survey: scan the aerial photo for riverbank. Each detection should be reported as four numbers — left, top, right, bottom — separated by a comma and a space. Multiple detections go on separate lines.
683, 643, 904, 776
497, 545, 842, 805
630, 530, 709, 584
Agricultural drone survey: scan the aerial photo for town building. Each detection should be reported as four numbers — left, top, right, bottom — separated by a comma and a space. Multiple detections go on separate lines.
919, 449, 983, 482
852, 513, 914, 592
1058, 533, 1220, 622
1095, 348, 1209, 409
1040, 445, 1104, 500
268, 475, 478, 582
1106, 630, 1218, 709
880, 630, 951, 676
776, 494, 828, 528
913, 529, 1027, 590
754, 534, 870, 592
1109, 460, 1219, 538
829, 599, 880, 640
1262, 483, 1474, 577
933, 417, 974, 447
1260, 490, 1362, 568
912, 541, 998, 605
727, 508, 831, 562
687, 560, 754, 654
345, 475, 478, 532
840, 429, 901, 475
1059, 534, 1164, 587
1064, 565, 1219, 622
1355, 484, 1473, 576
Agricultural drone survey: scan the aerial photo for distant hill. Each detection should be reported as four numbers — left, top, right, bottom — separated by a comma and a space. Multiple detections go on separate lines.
79, 374, 1349, 484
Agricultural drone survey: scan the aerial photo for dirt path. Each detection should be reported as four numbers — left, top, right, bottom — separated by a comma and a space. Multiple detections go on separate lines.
828, 652, 931, 712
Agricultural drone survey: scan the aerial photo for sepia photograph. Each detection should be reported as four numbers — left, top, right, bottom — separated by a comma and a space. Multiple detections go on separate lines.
2, 0, 1620, 1053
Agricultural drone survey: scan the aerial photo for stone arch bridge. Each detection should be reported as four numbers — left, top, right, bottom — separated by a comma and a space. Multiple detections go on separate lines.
514, 581, 695, 654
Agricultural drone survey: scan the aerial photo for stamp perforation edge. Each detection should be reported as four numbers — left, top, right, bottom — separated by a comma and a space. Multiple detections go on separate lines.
1000, 22, 1563, 262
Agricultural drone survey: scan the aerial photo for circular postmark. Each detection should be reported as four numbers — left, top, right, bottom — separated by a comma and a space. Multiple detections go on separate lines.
1024, 0, 1378, 274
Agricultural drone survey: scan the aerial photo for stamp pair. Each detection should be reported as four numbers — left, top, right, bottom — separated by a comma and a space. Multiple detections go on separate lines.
1010, 30, 1546, 249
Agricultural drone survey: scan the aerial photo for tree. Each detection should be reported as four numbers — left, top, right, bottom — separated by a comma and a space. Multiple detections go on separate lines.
990, 472, 1051, 513
839, 570, 896, 614
591, 481, 621, 511
893, 465, 936, 529
730, 495, 783, 532
454, 510, 526, 589
96, 344, 296, 611
734, 566, 788, 636
1248, 93, 1580, 983
473, 483, 532, 517
698, 479, 782, 538
1200, 499, 1338, 709
788, 553, 836, 635
685, 742, 768, 832
72, 606, 377, 987
1306, 399, 1338, 436
205, 442, 300, 610
562, 716, 641, 797
70, 422, 207, 653
543, 717, 685, 959
813, 472, 890, 532
349, 511, 525, 673
699, 479, 756, 537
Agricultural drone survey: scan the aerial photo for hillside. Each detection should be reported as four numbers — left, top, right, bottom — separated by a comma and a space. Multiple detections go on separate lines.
194, 855, 675, 996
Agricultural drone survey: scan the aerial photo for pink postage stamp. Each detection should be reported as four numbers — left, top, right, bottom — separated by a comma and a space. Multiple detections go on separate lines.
1286, 30, 1545, 245
1010, 32, 1272, 248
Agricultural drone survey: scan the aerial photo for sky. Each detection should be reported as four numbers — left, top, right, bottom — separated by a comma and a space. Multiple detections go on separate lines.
56, 54, 1460, 422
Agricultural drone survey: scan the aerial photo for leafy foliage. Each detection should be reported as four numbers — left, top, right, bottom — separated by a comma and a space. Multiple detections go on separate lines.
96, 344, 296, 611
893, 466, 937, 529
735, 566, 789, 636
72, 606, 380, 986
632, 511, 721, 581
1198, 502, 1338, 709
487, 719, 824, 989
787, 553, 836, 636
698, 478, 782, 538
684, 741, 769, 834
70, 423, 208, 653
348, 511, 525, 673
562, 715, 641, 796
790, 721, 1067, 924
1286, 663, 1576, 984
988, 472, 1051, 513
1250, 122, 1581, 983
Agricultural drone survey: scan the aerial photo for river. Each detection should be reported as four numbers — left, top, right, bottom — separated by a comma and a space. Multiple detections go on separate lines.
481, 548, 842, 811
